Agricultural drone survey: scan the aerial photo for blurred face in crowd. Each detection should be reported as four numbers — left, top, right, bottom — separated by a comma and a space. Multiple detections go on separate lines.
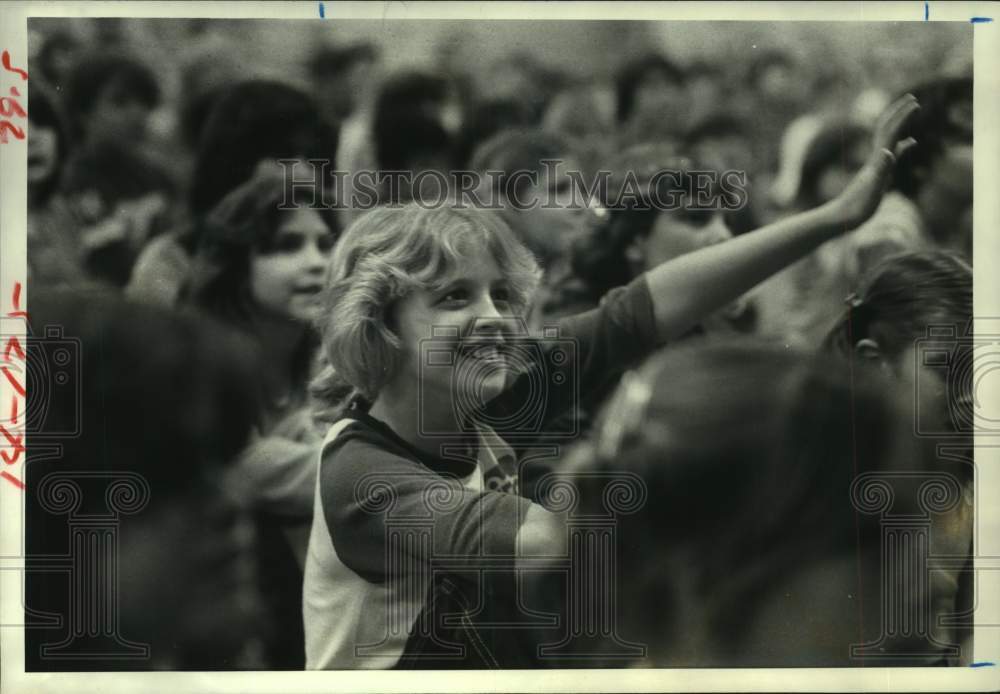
687, 73, 721, 106
946, 96, 973, 143
517, 156, 590, 261
412, 86, 463, 139
436, 91, 464, 137
485, 63, 546, 120
346, 57, 377, 98
47, 44, 78, 83
625, 208, 732, 276
317, 57, 377, 123
388, 247, 516, 412
632, 71, 687, 127
317, 81, 353, 124
757, 60, 807, 105
815, 139, 869, 204
27, 121, 59, 185
693, 134, 755, 176
87, 77, 154, 144
342, 57, 377, 116
635, 71, 684, 117
685, 72, 724, 125
917, 144, 973, 255
250, 208, 335, 323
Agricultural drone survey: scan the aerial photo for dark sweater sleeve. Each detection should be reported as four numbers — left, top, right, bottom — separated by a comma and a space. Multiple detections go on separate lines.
489, 275, 661, 438
321, 436, 532, 582
559, 274, 660, 398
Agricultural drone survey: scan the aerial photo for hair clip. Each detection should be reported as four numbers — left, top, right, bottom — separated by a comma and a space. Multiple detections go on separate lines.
844, 292, 864, 308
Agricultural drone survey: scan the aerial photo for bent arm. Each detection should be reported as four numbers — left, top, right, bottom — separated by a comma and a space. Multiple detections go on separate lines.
645, 94, 919, 343
230, 436, 319, 518
645, 205, 844, 342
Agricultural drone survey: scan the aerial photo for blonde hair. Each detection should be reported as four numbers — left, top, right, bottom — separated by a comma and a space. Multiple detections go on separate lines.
311, 203, 542, 420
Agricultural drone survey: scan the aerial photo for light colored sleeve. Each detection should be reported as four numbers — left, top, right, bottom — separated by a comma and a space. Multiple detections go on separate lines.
228, 432, 320, 520
125, 233, 191, 307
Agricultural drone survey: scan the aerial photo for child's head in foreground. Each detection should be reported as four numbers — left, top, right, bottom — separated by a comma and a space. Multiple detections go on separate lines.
314, 203, 542, 420
823, 249, 973, 436
546, 340, 962, 667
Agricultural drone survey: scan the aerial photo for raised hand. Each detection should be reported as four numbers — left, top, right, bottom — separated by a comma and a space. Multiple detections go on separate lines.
826, 94, 920, 229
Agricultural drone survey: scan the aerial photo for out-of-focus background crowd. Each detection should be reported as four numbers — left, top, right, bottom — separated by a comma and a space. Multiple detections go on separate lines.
23, 17, 976, 672
26, 19, 972, 302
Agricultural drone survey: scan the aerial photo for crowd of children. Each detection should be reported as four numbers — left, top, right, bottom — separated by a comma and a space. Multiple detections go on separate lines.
24, 19, 975, 671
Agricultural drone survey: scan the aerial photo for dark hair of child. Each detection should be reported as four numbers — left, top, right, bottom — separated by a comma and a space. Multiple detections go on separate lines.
469, 128, 574, 201
181, 171, 337, 415
27, 80, 73, 206
555, 341, 950, 665
823, 250, 972, 363
455, 99, 535, 169
189, 80, 339, 218
372, 71, 456, 173
64, 50, 160, 137
892, 76, 972, 198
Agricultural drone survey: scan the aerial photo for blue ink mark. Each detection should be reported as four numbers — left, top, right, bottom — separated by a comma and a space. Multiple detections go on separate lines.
924, 1, 929, 21
970, 16, 993, 23
970, 661, 995, 667
319, 2, 325, 18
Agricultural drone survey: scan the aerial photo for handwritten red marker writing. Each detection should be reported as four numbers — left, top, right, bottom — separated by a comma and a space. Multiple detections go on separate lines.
0, 50, 30, 487
2, 51, 29, 80
2, 283, 29, 489
0, 50, 27, 145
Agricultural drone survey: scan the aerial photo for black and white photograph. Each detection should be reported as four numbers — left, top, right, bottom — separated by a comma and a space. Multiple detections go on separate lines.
0, 1, 998, 692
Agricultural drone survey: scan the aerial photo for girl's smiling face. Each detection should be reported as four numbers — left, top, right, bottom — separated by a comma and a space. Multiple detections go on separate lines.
250, 208, 336, 323
389, 248, 517, 416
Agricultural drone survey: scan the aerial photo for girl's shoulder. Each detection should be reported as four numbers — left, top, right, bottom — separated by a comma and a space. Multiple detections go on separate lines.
322, 415, 400, 460
319, 416, 480, 516
321, 414, 478, 481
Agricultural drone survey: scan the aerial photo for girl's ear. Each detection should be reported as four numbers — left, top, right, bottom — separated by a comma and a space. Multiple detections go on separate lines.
854, 338, 885, 366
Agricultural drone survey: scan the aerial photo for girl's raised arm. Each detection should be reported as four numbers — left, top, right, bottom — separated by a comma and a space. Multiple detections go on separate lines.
645, 94, 920, 343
